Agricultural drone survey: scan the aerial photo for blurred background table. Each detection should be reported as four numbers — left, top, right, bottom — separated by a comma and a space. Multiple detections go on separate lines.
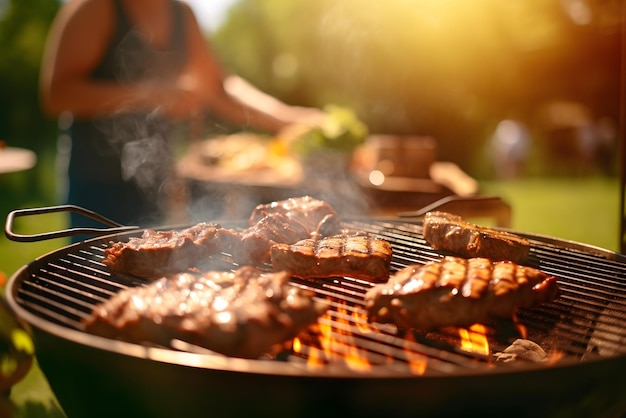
0, 147, 37, 175
174, 135, 513, 225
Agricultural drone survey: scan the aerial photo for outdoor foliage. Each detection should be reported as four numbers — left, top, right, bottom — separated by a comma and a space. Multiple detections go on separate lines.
0, 0, 60, 210
0, 0, 621, 181
0, 0, 59, 155
213, 0, 621, 175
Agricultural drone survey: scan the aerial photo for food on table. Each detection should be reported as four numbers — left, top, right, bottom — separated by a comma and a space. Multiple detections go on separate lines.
270, 231, 393, 283
422, 211, 531, 264
103, 196, 341, 278
364, 256, 559, 331
82, 266, 329, 358
198, 132, 273, 171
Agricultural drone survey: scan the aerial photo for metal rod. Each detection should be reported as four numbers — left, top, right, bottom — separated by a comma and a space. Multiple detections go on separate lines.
618, 2, 626, 254
4, 205, 138, 242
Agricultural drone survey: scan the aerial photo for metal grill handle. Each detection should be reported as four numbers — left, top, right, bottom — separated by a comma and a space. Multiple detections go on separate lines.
4, 205, 139, 242
396, 195, 512, 228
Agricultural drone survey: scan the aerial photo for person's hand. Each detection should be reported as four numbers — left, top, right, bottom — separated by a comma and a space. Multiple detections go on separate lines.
145, 75, 206, 120
165, 87, 205, 120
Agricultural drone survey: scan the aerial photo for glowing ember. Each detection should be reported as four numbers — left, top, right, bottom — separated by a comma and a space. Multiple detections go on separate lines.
458, 324, 490, 355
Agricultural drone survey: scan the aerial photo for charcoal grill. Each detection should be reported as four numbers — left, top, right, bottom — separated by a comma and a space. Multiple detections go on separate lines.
5, 206, 626, 418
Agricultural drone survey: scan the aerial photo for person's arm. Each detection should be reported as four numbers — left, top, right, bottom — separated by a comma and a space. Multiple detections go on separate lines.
178, 3, 323, 133
40, 0, 200, 119
223, 75, 325, 125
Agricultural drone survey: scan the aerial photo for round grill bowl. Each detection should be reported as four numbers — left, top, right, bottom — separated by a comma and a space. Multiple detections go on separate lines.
5, 223, 626, 418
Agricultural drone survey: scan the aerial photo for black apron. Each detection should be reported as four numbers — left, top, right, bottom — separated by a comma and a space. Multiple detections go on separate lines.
64, 0, 187, 232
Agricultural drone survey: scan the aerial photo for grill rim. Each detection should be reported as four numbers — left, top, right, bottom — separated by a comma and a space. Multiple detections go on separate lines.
6, 219, 626, 379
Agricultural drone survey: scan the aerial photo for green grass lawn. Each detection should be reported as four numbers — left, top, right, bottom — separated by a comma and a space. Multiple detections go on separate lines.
0, 209, 69, 418
480, 176, 620, 253
0, 162, 70, 417
0, 212, 70, 279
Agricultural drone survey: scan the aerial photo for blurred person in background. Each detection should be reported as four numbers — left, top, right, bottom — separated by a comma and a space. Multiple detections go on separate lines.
489, 118, 530, 179
40, 0, 321, 236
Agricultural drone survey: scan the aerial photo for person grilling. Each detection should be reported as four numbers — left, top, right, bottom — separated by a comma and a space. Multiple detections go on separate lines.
39, 0, 323, 239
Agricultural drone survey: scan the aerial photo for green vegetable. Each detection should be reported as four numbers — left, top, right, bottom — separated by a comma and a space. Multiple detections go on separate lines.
290, 105, 368, 156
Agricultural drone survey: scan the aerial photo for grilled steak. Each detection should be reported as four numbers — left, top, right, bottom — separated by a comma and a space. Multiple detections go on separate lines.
104, 197, 342, 278
249, 195, 341, 238
83, 266, 329, 358
103, 223, 241, 278
233, 212, 311, 265
422, 211, 531, 264
271, 232, 393, 283
365, 256, 559, 330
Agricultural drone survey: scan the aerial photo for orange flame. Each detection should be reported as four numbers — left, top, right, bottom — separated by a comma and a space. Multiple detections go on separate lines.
334, 305, 371, 372
512, 311, 528, 339
292, 303, 375, 372
458, 324, 490, 356
403, 332, 428, 375
293, 336, 301, 353
292, 335, 325, 368
353, 309, 376, 334
306, 345, 325, 369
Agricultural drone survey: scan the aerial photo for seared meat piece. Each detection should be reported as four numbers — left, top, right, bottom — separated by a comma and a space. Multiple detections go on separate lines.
83, 266, 329, 358
365, 256, 559, 330
249, 196, 341, 238
271, 232, 393, 283
104, 197, 343, 278
233, 212, 311, 265
103, 223, 241, 278
422, 211, 531, 264
103, 215, 309, 277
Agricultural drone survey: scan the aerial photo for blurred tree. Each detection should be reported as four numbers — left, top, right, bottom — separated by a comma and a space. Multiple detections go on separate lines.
0, 0, 60, 153
0, 0, 61, 208
0, 0, 618, 179
212, 0, 621, 174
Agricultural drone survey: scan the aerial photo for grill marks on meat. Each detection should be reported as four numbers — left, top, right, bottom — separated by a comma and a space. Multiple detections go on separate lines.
103, 196, 341, 278
422, 211, 531, 264
82, 266, 329, 358
365, 256, 559, 330
271, 232, 393, 283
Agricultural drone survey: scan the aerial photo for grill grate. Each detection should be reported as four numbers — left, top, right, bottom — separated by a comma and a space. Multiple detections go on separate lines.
13, 219, 626, 375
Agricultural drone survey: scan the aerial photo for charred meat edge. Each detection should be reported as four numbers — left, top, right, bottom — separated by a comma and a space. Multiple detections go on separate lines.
103, 196, 342, 278
365, 256, 559, 330
422, 211, 531, 264
83, 266, 329, 358
271, 231, 393, 283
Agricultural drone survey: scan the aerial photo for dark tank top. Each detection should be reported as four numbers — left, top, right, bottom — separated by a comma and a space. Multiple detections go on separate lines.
66, 0, 187, 227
